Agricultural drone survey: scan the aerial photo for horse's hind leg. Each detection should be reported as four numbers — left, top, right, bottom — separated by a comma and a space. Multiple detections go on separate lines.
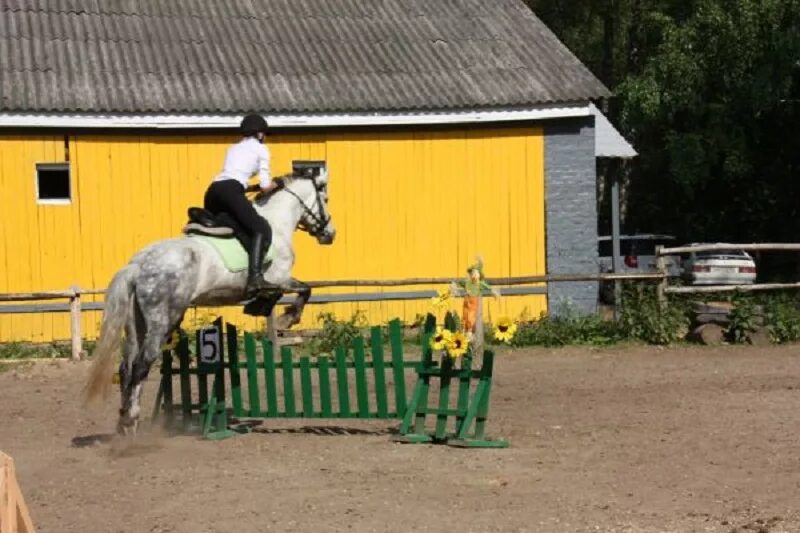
118, 315, 172, 435
118, 301, 145, 431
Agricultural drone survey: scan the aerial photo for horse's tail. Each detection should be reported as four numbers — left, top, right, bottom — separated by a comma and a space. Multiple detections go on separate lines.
84, 264, 138, 403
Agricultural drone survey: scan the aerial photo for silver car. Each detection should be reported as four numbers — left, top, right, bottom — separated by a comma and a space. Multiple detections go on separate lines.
682, 247, 757, 285
598, 234, 681, 276
598, 234, 680, 303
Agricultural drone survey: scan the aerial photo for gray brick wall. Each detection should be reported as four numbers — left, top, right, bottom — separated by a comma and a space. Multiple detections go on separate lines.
544, 117, 598, 315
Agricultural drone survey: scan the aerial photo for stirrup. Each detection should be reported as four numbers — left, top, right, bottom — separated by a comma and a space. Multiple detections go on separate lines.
246, 276, 282, 299
243, 292, 283, 317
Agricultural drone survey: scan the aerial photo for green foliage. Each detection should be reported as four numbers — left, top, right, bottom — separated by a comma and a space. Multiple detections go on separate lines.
0, 341, 73, 360
529, 0, 800, 264
618, 284, 689, 345
616, 1, 800, 245
765, 295, 800, 344
725, 296, 761, 344
304, 311, 369, 356
671, 291, 800, 345
489, 287, 690, 347
508, 310, 623, 348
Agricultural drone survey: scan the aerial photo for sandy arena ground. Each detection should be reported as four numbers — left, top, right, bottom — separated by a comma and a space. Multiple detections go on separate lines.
2, 343, 800, 533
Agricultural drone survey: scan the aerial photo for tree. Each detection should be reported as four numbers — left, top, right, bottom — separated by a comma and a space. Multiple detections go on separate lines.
618, 0, 800, 244
528, 0, 800, 265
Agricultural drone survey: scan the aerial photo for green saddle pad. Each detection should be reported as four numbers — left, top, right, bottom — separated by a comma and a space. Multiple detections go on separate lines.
190, 235, 276, 273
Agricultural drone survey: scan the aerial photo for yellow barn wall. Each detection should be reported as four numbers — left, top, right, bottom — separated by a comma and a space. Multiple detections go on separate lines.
0, 127, 545, 342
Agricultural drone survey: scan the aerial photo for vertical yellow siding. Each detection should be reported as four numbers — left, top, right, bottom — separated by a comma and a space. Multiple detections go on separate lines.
0, 126, 545, 342
0, 136, 73, 342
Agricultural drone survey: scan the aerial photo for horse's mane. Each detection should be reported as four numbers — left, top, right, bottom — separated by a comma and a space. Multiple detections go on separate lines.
254, 172, 300, 206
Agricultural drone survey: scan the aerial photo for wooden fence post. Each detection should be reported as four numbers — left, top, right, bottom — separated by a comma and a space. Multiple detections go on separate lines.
655, 246, 667, 308
474, 293, 484, 359
69, 285, 82, 361
0, 451, 36, 533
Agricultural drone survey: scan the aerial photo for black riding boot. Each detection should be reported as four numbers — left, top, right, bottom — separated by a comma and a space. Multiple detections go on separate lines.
246, 233, 278, 298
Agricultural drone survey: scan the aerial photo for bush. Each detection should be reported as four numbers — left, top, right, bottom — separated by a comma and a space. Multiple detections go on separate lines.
0, 341, 73, 360
725, 296, 761, 344
618, 284, 689, 345
765, 295, 800, 344
675, 290, 800, 345
304, 310, 369, 356
507, 309, 623, 348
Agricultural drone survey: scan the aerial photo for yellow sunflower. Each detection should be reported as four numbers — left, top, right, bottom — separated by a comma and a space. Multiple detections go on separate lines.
430, 327, 453, 351
493, 317, 518, 343
446, 331, 469, 358
430, 287, 451, 310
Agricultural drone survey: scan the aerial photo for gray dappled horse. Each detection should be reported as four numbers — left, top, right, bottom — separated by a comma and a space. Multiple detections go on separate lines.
85, 170, 335, 434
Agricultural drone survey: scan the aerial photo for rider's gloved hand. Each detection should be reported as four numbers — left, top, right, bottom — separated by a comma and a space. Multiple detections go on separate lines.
261, 181, 279, 194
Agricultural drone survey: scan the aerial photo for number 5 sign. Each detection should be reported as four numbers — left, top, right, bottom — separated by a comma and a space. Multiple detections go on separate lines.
198, 326, 221, 365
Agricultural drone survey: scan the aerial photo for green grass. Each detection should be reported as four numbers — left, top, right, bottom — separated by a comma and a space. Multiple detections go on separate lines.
0, 339, 97, 361
0, 341, 72, 360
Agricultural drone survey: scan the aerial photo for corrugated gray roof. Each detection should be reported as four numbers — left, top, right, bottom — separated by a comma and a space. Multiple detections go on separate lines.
0, 0, 609, 114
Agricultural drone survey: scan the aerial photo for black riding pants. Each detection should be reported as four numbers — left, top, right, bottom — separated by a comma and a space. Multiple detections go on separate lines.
203, 180, 271, 248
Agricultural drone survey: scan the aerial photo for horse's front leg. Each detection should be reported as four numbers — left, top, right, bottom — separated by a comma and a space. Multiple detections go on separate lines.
275, 278, 311, 330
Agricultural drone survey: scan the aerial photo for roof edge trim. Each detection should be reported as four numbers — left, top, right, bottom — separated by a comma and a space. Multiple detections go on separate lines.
0, 104, 592, 129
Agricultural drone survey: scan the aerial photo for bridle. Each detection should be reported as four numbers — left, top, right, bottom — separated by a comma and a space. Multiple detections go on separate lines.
281, 177, 331, 238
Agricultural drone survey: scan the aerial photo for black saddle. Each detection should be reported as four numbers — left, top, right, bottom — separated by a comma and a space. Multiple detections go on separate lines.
183, 208, 237, 238
184, 208, 255, 254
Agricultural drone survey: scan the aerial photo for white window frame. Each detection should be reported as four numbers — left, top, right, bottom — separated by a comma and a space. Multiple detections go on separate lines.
35, 162, 71, 205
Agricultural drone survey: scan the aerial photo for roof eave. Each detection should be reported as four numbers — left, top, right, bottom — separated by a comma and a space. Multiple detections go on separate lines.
0, 102, 597, 129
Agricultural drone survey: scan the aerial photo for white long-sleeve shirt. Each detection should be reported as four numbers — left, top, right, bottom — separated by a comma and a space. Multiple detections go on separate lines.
213, 137, 271, 188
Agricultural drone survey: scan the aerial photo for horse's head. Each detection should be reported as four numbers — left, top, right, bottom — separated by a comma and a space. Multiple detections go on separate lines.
281, 168, 336, 245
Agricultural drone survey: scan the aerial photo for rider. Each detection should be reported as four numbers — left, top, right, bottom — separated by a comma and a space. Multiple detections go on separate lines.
203, 113, 279, 298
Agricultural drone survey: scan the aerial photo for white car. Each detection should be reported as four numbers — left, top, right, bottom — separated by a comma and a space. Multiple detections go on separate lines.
682, 246, 757, 285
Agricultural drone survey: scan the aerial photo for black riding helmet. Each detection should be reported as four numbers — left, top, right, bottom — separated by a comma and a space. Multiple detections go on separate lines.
240, 113, 269, 137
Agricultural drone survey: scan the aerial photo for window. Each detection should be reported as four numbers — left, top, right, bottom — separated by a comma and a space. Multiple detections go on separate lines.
36, 163, 71, 204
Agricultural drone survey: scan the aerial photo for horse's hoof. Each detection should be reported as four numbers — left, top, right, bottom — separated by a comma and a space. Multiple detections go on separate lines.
117, 417, 139, 437
275, 313, 298, 330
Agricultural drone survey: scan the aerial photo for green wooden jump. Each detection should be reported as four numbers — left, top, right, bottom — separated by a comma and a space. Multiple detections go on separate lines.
152, 314, 507, 448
